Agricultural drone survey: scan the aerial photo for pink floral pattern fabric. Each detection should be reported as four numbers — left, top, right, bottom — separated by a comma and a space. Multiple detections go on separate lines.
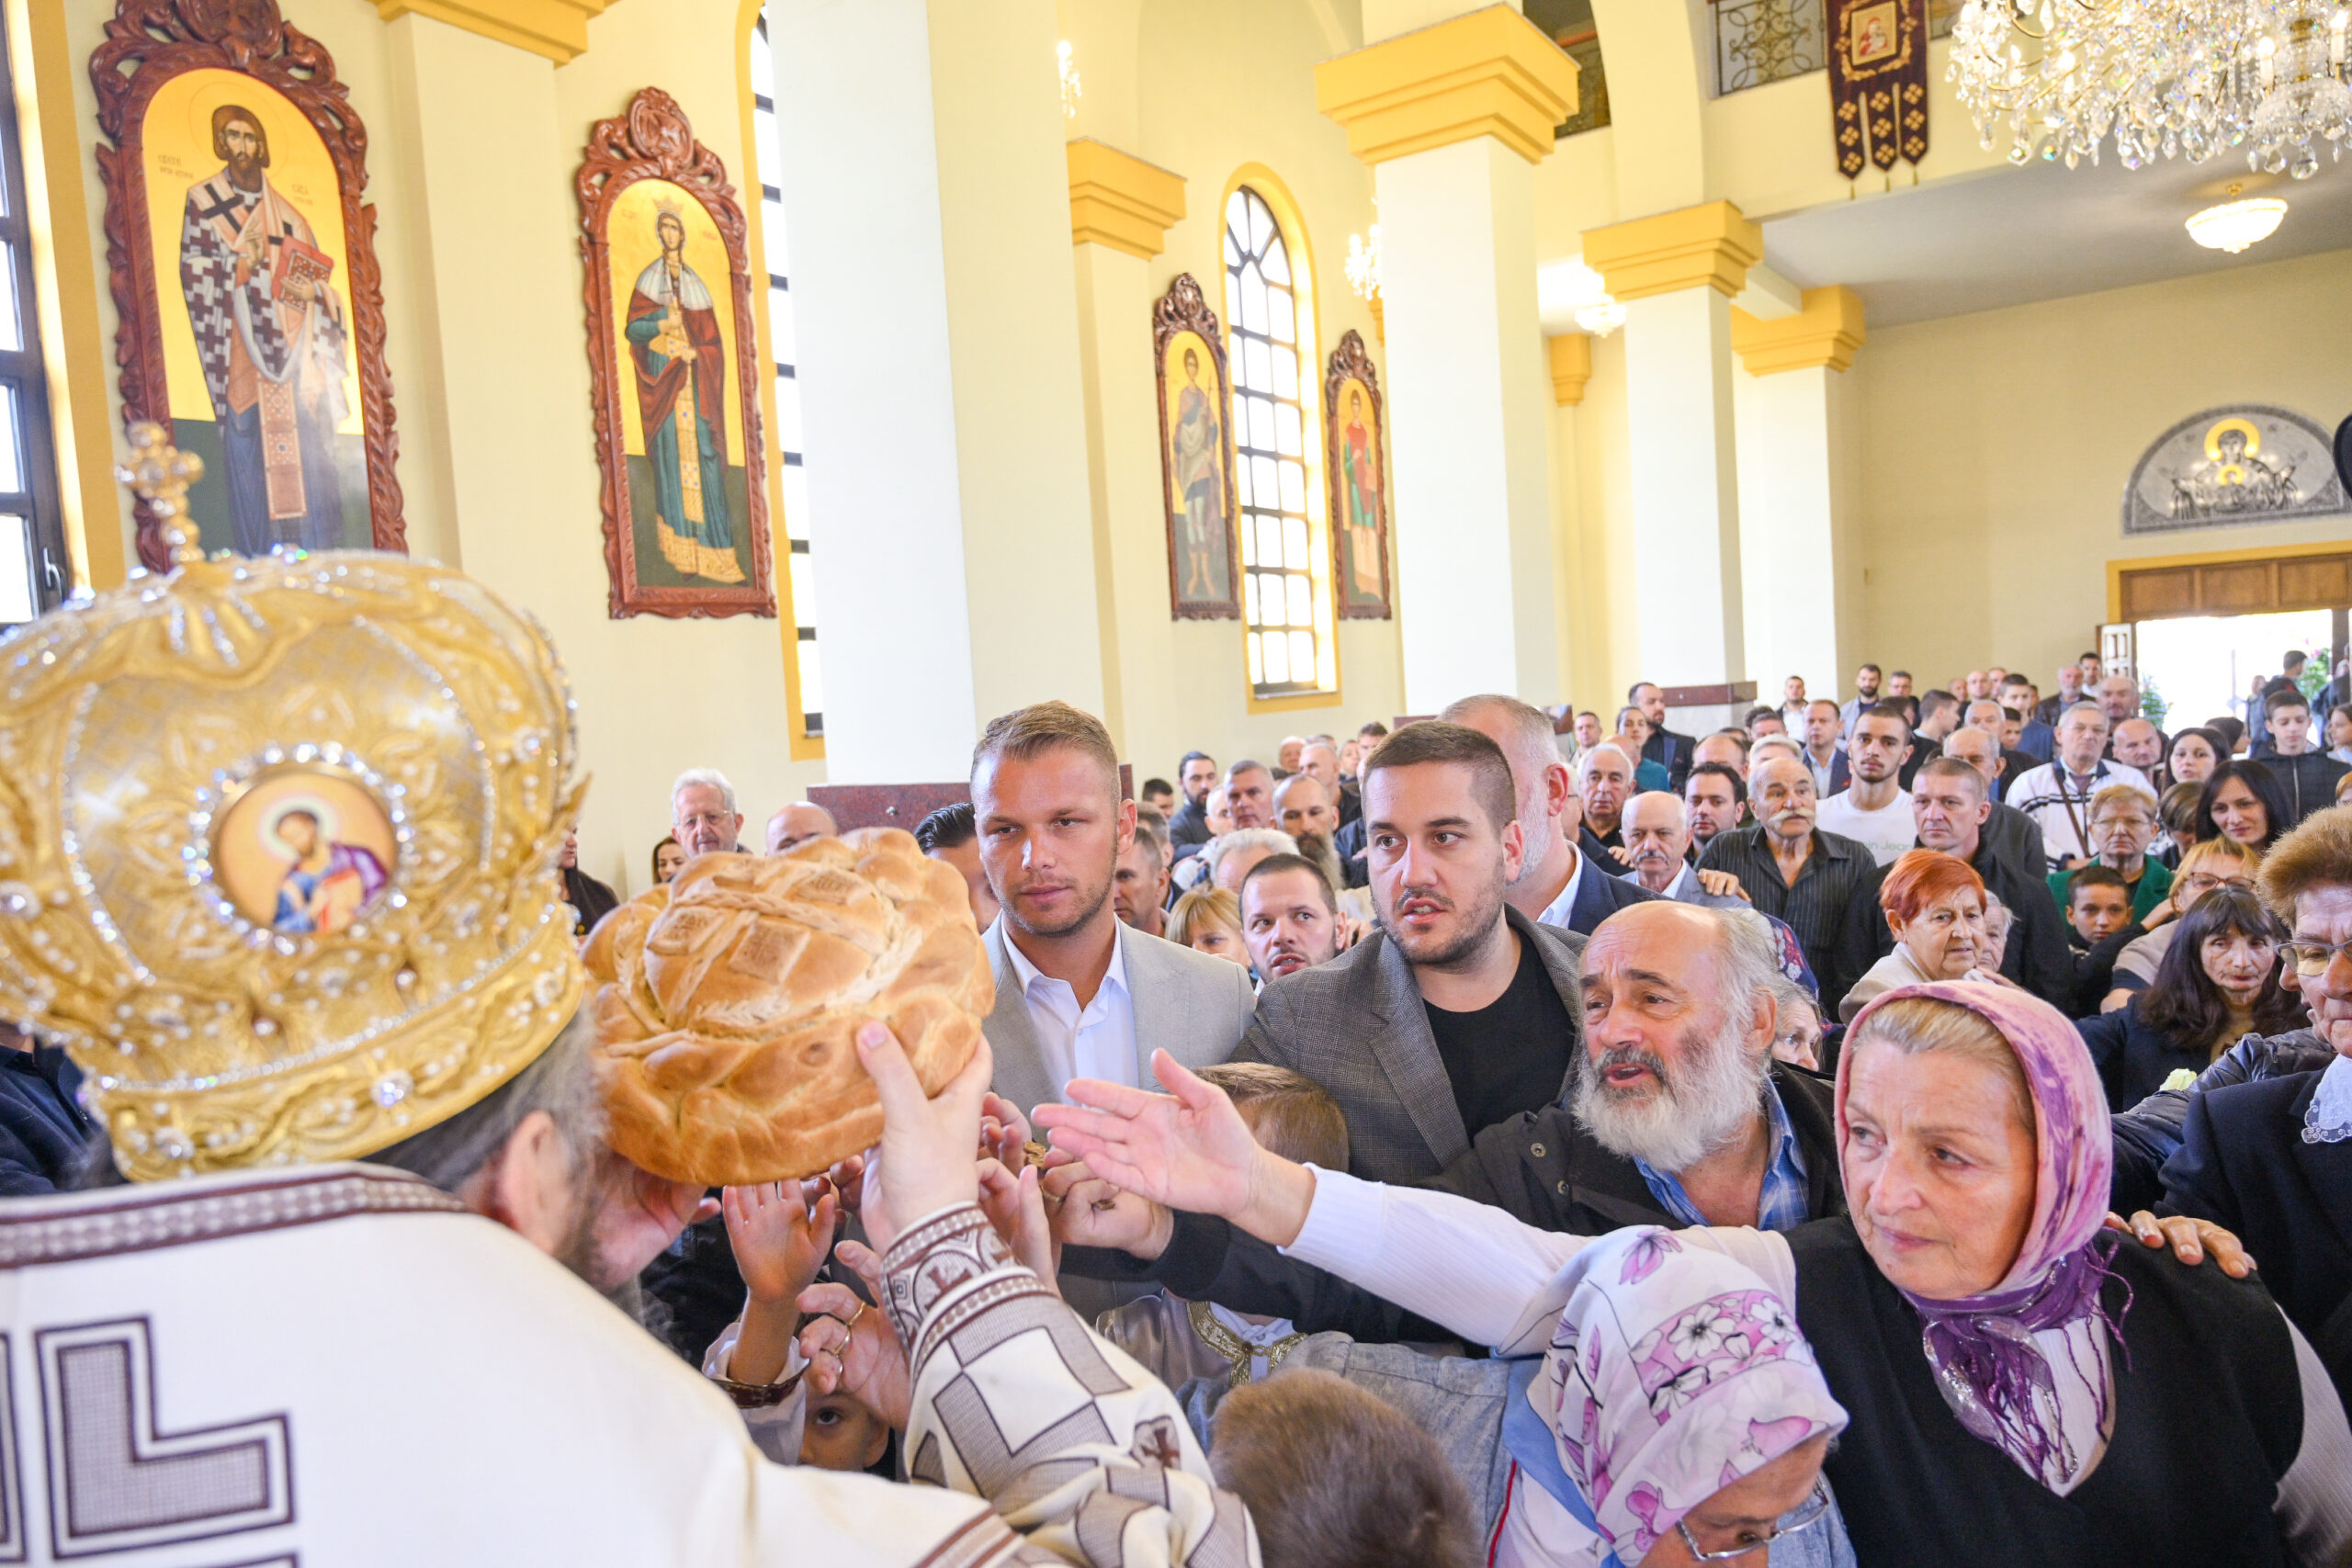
1536, 1227, 1848, 1561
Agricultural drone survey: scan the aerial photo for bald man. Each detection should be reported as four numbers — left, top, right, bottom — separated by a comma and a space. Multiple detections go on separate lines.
764, 800, 838, 855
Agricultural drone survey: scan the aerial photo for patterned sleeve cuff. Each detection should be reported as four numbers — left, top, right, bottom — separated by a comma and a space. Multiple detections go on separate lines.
880, 1201, 1052, 1365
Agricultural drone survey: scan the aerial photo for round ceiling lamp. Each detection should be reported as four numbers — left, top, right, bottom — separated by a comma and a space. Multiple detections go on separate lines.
2187, 184, 2290, 250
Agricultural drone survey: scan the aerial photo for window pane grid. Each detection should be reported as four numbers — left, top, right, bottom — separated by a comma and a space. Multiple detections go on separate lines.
1224, 187, 1328, 700
754, 13, 820, 739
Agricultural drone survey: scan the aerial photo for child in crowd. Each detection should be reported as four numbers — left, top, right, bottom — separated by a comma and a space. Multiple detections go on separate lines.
2064, 863, 2133, 952
1093, 1063, 1345, 1389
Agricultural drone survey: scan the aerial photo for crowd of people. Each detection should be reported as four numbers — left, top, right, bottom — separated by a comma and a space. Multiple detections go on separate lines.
17, 582, 2352, 1567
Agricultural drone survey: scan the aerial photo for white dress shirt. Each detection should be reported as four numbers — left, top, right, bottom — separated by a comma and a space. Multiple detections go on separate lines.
1536, 845, 1589, 929
1003, 921, 1140, 1098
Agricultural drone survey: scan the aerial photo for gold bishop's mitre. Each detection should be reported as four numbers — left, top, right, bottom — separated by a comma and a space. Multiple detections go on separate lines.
0, 425, 586, 1179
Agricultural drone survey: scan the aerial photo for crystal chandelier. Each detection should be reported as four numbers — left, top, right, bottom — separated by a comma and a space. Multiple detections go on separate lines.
1950, 0, 2352, 178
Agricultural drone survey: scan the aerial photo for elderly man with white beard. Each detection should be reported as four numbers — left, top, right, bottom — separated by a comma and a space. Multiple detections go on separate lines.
1047, 903, 1848, 1342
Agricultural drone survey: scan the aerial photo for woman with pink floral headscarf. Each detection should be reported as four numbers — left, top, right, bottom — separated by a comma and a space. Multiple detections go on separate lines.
1043, 983, 2352, 1565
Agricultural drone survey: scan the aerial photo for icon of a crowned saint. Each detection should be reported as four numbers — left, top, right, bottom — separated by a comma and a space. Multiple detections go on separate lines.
1340, 383, 1382, 601
2171, 418, 2300, 519
627, 205, 744, 584
1173, 345, 1227, 600
176, 104, 351, 557
267, 805, 388, 937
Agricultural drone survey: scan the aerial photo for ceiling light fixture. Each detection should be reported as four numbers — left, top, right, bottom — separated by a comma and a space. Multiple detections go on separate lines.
1538, 258, 1625, 338
2187, 185, 2290, 249
1951, 0, 2352, 179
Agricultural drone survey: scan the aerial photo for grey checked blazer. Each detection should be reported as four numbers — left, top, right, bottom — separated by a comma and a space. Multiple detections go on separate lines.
1233, 905, 1588, 1185
981, 919, 1257, 1118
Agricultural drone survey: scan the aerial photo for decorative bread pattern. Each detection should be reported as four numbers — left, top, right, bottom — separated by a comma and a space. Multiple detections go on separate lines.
582, 830, 994, 1183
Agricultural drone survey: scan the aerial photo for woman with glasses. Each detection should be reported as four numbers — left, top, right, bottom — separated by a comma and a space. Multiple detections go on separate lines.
2075, 885, 2304, 1109
2165, 806, 2352, 1408
2096, 837, 2266, 1013
1042, 983, 2352, 1565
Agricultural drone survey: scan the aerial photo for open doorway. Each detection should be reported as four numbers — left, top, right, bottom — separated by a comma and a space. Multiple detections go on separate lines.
2132, 608, 2335, 731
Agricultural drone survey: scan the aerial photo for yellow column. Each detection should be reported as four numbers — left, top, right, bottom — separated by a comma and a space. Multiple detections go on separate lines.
1730, 287, 1866, 698
1317, 5, 1577, 711
1581, 198, 1760, 688
1064, 139, 1186, 761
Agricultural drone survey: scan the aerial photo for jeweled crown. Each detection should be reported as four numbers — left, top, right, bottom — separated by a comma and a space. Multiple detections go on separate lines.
0, 424, 586, 1179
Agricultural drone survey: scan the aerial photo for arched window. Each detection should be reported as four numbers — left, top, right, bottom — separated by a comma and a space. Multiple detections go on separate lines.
750, 11, 821, 748
1223, 185, 1334, 701
0, 20, 64, 626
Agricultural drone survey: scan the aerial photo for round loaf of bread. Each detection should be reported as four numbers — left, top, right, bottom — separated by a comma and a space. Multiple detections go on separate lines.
582, 829, 995, 1183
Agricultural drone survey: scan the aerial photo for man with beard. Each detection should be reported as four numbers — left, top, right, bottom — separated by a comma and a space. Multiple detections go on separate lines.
1442, 694, 1658, 935
1623, 793, 1745, 908
1170, 750, 1219, 850
1630, 680, 1698, 793
1684, 761, 1747, 851
1240, 853, 1348, 985
1222, 721, 1588, 1183
1046, 904, 1844, 1342
1698, 755, 1874, 1007
1838, 662, 1883, 737
1272, 772, 1348, 890
972, 702, 1255, 1121
1297, 739, 1359, 829
1815, 704, 1914, 866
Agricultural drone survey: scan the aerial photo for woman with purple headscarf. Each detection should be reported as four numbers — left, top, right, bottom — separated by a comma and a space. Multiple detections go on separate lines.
1043, 983, 2352, 1564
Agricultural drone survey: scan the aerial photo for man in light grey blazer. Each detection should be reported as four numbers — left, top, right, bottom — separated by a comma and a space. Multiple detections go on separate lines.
1623, 792, 1749, 909
967, 703, 1256, 1121
1234, 721, 1589, 1185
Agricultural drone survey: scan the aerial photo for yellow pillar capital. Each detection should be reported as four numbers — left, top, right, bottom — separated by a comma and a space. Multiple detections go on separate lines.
1315, 5, 1578, 166
1065, 140, 1187, 259
1580, 200, 1762, 302
375, 0, 618, 63
1547, 332, 1591, 406
1730, 286, 1867, 375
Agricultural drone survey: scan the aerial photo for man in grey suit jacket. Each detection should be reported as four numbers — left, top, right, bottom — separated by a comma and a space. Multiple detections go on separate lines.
1623, 791, 1748, 909
967, 704, 1257, 1119
1232, 720, 1589, 1184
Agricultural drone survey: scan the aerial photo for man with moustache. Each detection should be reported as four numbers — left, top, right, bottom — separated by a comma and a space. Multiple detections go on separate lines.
1272, 772, 1350, 894
1239, 854, 1349, 986
1219, 722, 1589, 1183
1296, 739, 1359, 829
1623, 792, 1746, 908
1839, 662, 1883, 737
1169, 750, 1219, 850
1046, 904, 1846, 1342
1698, 754, 1874, 1007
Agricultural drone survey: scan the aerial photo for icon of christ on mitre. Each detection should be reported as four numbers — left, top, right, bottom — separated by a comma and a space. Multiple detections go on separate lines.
0, 426, 1250, 1567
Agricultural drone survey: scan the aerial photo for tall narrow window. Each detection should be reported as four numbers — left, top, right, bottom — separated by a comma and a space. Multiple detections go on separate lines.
752, 13, 821, 740
1224, 186, 1333, 701
0, 19, 64, 627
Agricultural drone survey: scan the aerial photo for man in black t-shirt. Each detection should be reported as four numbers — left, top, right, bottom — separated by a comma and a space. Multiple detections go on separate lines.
1228, 721, 1589, 1182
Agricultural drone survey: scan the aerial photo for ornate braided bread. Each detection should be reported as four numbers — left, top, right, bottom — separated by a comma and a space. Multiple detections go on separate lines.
582, 830, 995, 1183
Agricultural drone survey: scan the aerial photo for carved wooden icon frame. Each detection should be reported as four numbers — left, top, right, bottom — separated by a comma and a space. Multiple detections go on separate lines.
1324, 330, 1393, 621
93, 0, 406, 571
1153, 274, 1242, 621
575, 87, 775, 620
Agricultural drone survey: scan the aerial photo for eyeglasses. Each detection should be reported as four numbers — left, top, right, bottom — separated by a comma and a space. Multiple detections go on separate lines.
2177, 872, 2251, 900
2282, 939, 2352, 977
1674, 1478, 1834, 1561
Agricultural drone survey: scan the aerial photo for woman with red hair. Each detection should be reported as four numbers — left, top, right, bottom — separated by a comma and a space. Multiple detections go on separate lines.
1838, 849, 2010, 1021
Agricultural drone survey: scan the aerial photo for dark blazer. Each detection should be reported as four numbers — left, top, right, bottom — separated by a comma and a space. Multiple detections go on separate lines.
2075, 998, 2222, 1111
1168, 797, 1212, 850
1995, 747, 2042, 801
1554, 854, 1662, 935
1643, 727, 1697, 793
1578, 822, 1634, 879
1839, 835, 2075, 1010
1896, 732, 1944, 791
0, 1043, 91, 1195
2111, 1029, 2329, 1213
1233, 905, 1588, 1184
2016, 718, 2056, 764
2163, 1069, 2352, 1402
1086, 1064, 1846, 1343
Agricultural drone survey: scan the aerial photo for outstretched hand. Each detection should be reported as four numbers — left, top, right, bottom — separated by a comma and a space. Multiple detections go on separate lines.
1032, 1049, 1317, 1247
856, 1024, 994, 1255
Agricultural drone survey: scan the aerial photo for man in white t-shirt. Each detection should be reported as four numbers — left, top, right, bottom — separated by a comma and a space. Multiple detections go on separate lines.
1814, 705, 1915, 866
